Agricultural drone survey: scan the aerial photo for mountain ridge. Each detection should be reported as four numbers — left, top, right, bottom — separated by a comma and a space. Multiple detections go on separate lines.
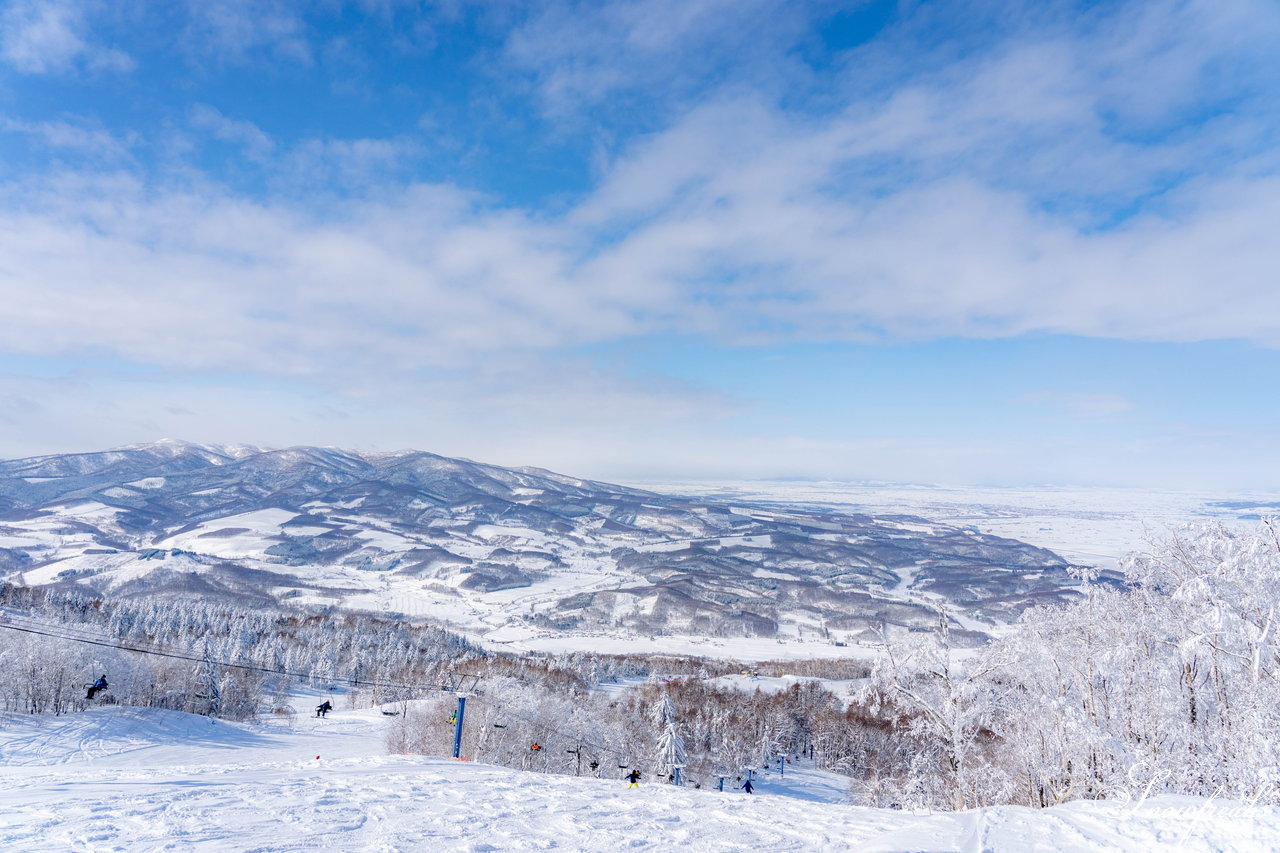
0, 441, 1083, 648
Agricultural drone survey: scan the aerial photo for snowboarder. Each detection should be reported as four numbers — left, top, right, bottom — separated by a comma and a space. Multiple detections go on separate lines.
741, 779, 754, 794
626, 769, 641, 788
316, 700, 332, 718
86, 675, 108, 700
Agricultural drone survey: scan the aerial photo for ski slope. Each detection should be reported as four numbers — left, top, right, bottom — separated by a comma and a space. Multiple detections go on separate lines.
1, 701, 1278, 852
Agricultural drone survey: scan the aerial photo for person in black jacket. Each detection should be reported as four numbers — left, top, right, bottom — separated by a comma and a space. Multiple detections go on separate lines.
316, 700, 332, 717
626, 769, 641, 788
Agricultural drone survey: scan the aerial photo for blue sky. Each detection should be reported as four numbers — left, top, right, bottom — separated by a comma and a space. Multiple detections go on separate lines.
0, 0, 1277, 489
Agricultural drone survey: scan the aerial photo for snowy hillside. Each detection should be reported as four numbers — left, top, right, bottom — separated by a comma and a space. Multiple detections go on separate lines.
0, 441, 1084, 654
1, 701, 1276, 852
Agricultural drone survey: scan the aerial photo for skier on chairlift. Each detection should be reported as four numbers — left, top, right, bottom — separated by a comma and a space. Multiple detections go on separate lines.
316, 700, 332, 718
86, 674, 108, 700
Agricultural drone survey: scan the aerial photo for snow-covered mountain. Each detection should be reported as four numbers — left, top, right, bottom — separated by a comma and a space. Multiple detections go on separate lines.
0, 441, 1082, 647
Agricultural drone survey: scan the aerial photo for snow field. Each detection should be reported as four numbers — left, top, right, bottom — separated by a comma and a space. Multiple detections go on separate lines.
2, 702, 1279, 852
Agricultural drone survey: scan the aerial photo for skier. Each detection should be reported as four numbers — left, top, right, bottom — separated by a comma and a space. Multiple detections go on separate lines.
316, 700, 332, 718
741, 778, 754, 794
86, 674, 108, 700
626, 769, 641, 788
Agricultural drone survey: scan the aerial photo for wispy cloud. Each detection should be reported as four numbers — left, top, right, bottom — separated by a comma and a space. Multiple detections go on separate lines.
189, 104, 275, 161
1022, 391, 1137, 421
502, 0, 814, 116
5, 0, 1280, 381
0, 114, 133, 159
0, 0, 132, 74
177, 0, 312, 67
3, 157, 1276, 387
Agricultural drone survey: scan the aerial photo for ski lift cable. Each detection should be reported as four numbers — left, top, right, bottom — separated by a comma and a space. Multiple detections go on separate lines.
0, 617, 604, 740
0, 610, 351, 669
0, 613, 273, 668
1, 614, 639, 768
439, 679, 620, 762
0, 615, 482, 698
0, 611, 442, 685
0, 615, 210, 659
0, 611, 256, 657
476, 694, 632, 765
0, 613, 478, 697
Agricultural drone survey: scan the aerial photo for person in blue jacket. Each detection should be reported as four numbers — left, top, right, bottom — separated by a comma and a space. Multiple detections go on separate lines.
86, 675, 108, 700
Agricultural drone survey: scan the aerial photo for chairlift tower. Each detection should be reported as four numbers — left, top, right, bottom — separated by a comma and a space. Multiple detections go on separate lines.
450, 692, 469, 759
442, 673, 480, 761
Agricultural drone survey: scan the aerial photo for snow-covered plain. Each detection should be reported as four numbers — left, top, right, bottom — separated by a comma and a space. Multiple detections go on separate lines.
628, 480, 1279, 573
489, 481, 1280, 660
2, 700, 1277, 852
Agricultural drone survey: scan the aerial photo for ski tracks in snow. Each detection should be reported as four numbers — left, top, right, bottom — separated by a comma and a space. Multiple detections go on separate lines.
4, 706, 1280, 851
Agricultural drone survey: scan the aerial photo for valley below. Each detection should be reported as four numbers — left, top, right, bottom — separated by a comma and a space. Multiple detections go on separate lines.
1, 442, 1273, 659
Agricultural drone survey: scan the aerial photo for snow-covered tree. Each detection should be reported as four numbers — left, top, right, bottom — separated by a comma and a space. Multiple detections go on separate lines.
651, 694, 686, 783
995, 522, 1280, 806
861, 611, 1012, 810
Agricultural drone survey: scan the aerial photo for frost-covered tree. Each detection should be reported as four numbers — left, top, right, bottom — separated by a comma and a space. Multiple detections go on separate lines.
651, 695, 686, 783
994, 522, 1280, 806
860, 611, 1012, 810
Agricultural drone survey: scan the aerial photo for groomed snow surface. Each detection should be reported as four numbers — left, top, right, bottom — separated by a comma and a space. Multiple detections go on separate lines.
2, 698, 1278, 852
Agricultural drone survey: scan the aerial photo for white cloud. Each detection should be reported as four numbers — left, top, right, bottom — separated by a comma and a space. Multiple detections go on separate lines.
1022, 392, 1137, 421
0, 0, 85, 72
0, 114, 132, 159
0, 0, 132, 74
3, 67, 1280, 384
502, 0, 813, 114
282, 137, 423, 190
0, 174, 612, 375
178, 0, 311, 66
186, 106, 425, 190
189, 105, 275, 161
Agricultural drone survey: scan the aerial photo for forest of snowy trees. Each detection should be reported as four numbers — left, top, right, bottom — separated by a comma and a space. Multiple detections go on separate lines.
860, 520, 1280, 809
0, 585, 481, 718
389, 522, 1280, 808
4, 522, 1278, 811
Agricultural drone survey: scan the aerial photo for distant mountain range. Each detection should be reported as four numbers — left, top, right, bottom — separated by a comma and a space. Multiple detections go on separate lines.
0, 441, 1083, 646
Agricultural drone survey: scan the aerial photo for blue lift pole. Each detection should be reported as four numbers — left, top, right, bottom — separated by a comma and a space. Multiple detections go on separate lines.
451, 694, 467, 759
